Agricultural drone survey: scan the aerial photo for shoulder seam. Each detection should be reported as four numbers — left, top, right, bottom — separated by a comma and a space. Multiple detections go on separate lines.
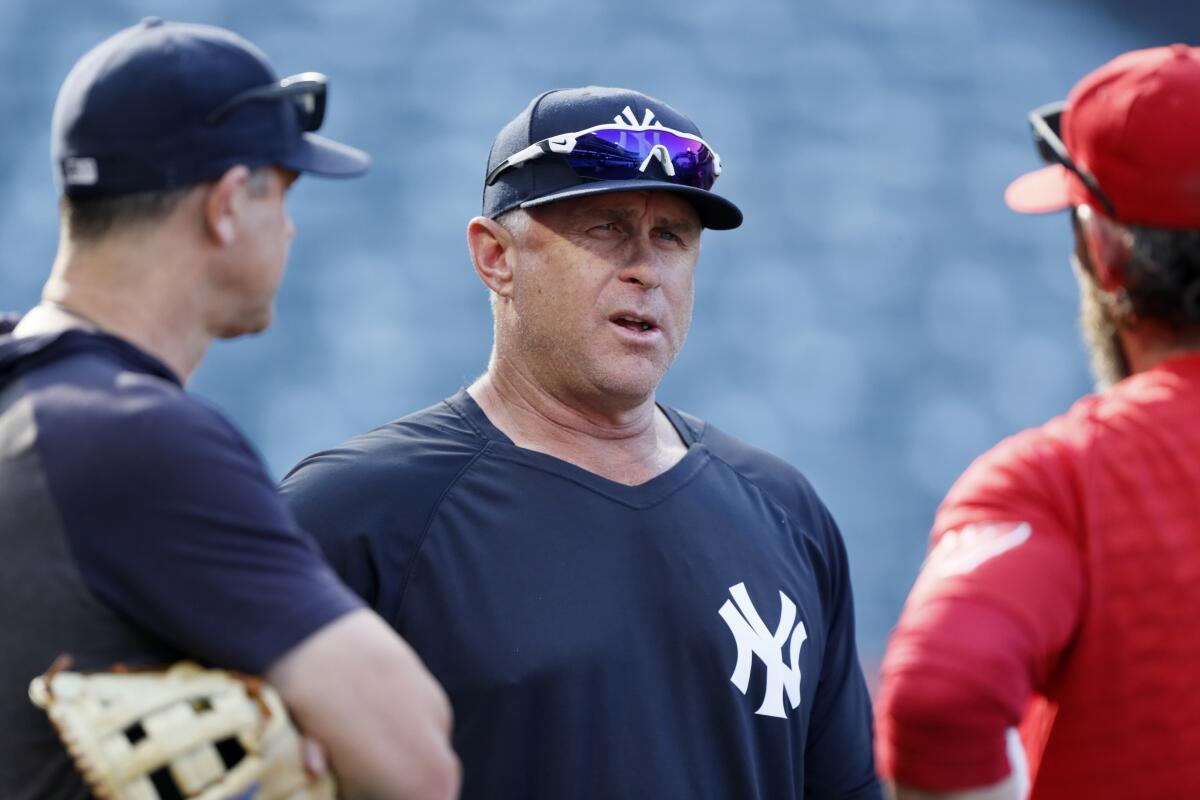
705, 448, 841, 613
394, 440, 492, 618
1074, 401, 1101, 544
705, 447, 824, 547
443, 394, 489, 441
667, 405, 708, 444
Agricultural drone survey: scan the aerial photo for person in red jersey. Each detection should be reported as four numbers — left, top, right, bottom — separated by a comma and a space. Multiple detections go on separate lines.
875, 45, 1200, 800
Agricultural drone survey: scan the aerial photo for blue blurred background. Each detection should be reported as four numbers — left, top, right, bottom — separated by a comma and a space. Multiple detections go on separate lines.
3, 0, 1198, 679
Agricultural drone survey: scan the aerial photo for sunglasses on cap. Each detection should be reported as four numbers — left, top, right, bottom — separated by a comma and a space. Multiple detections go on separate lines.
206, 72, 327, 131
485, 123, 723, 190
1028, 101, 1116, 216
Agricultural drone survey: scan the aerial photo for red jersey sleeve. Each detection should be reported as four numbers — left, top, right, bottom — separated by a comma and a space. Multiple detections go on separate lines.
876, 424, 1086, 791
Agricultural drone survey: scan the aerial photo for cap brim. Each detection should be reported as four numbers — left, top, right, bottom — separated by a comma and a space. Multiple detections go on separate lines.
278, 132, 370, 178
1005, 164, 1071, 214
520, 179, 743, 230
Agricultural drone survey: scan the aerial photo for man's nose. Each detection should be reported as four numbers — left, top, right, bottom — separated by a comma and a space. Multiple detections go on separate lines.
618, 236, 663, 289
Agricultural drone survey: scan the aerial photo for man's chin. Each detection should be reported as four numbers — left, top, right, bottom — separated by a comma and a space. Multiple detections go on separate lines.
214, 309, 274, 339
588, 363, 670, 405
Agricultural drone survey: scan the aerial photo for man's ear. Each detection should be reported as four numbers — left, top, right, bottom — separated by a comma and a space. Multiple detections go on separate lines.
467, 216, 517, 298
1076, 203, 1132, 292
204, 165, 251, 246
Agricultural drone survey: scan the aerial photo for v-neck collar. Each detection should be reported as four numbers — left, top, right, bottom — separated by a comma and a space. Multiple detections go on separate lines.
444, 388, 711, 509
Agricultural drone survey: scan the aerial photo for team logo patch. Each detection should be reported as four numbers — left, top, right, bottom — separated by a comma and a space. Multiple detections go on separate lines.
62, 157, 98, 186
612, 105, 664, 129
544, 106, 677, 176
611, 106, 674, 175
719, 582, 808, 719
926, 521, 1032, 577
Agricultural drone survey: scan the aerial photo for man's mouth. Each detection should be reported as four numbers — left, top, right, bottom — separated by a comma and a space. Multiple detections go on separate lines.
611, 314, 658, 333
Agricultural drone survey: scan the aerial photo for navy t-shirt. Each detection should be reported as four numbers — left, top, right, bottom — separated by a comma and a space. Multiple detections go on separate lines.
282, 390, 881, 799
0, 325, 361, 799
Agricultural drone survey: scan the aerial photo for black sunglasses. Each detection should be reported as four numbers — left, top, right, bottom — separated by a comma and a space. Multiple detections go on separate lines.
1028, 101, 1116, 216
206, 72, 327, 131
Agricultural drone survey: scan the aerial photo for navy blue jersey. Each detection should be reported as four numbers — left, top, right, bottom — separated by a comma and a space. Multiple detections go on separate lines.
282, 390, 881, 799
0, 321, 361, 799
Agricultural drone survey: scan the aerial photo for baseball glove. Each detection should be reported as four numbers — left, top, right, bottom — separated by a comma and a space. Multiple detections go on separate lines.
29, 657, 336, 800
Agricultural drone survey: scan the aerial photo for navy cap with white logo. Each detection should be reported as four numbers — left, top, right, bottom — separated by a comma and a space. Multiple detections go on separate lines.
51, 18, 369, 198
483, 86, 743, 230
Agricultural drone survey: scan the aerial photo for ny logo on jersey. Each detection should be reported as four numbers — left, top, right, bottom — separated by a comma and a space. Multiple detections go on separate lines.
719, 582, 808, 719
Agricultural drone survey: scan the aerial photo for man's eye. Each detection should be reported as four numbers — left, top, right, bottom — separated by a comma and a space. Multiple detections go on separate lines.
659, 231, 680, 242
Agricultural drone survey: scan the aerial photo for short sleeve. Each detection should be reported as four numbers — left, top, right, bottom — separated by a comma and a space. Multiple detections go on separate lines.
693, 418, 883, 797
39, 389, 362, 674
876, 427, 1085, 791
279, 410, 487, 627
803, 502, 884, 800
280, 448, 390, 613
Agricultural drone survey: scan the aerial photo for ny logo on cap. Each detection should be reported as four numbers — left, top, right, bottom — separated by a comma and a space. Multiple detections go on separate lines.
612, 105, 664, 129
607, 106, 677, 176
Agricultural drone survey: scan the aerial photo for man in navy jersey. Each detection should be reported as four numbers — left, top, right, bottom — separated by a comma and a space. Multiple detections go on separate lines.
0, 20, 458, 799
282, 87, 881, 799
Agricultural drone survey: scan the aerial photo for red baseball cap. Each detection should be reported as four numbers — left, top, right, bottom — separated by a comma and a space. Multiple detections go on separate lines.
1005, 44, 1200, 228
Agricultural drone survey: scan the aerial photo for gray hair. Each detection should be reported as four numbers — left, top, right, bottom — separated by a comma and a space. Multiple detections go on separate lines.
494, 207, 531, 239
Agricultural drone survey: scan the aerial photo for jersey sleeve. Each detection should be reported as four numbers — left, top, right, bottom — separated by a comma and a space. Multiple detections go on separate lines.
687, 416, 883, 798
803, 498, 884, 800
279, 419, 483, 627
875, 426, 1086, 791
41, 389, 362, 675
279, 447, 391, 612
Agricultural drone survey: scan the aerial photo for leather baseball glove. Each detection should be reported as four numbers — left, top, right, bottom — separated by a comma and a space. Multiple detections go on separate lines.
29, 657, 336, 799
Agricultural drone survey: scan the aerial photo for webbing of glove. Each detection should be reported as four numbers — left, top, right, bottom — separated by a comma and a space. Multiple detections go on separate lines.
29, 657, 336, 800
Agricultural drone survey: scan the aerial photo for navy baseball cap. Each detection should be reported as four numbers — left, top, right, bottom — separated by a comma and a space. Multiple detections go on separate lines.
51, 18, 369, 199
483, 87, 743, 230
